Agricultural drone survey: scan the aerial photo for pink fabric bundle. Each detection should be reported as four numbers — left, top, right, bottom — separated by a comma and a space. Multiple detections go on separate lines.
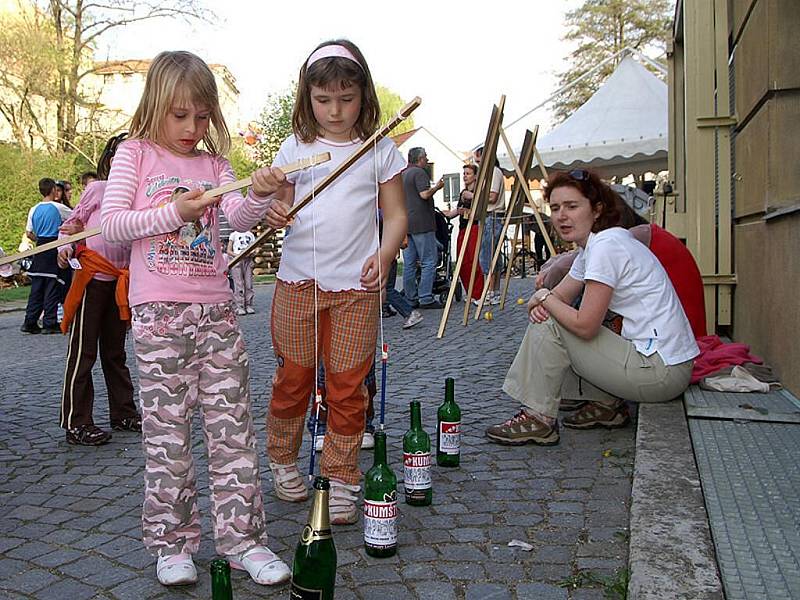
691, 335, 763, 383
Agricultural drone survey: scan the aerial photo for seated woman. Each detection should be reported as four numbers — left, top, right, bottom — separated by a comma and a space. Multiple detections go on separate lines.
486, 170, 699, 446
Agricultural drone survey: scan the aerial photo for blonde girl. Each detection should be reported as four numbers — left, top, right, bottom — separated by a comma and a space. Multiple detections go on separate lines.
264, 39, 407, 524
101, 50, 290, 587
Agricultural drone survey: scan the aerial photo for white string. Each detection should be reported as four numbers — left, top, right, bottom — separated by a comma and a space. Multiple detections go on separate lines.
310, 163, 323, 447
373, 138, 387, 429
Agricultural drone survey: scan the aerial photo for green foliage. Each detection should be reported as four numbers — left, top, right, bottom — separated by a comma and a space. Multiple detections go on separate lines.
377, 86, 415, 135
253, 82, 415, 167
228, 140, 258, 179
553, 0, 671, 122
254, 84, 297, 167
0, 144, 91, 253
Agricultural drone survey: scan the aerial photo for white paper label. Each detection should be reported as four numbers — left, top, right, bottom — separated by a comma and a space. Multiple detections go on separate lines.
68, 257, 82, 270
403, 452, 432, 491
439, 421, 461, 455
363, 499, 397, 547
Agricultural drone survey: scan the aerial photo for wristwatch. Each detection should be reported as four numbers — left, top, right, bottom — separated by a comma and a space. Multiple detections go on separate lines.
534, 288, 553, 305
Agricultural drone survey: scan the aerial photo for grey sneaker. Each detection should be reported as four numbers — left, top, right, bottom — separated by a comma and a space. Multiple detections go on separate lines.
402, 310, 424, 329
489, 293, 501, 305
485, 409, 559, 446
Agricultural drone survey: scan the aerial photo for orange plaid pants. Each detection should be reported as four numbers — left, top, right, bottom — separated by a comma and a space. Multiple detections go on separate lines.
268, 281, 378, 484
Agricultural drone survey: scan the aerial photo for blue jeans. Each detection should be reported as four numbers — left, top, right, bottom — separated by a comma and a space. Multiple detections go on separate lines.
479, 213, 505, 277
384, 260, 413, 318
402, 231, 438, 305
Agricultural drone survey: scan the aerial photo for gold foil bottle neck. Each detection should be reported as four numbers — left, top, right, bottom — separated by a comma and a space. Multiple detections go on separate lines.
301, 488, 332, 545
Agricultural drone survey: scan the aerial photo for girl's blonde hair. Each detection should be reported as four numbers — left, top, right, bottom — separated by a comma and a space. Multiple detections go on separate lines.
292, 39, 380, 143
129, 50, 231, 155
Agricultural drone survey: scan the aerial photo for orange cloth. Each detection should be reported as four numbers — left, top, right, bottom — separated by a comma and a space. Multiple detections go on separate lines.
60, 247, 130, 334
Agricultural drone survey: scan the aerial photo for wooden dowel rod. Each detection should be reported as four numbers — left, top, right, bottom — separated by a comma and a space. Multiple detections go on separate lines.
0, 152, 332, 267
228, 97, 422, 269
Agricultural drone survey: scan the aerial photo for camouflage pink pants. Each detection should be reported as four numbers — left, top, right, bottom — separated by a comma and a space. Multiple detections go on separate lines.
131, 301, 267, 556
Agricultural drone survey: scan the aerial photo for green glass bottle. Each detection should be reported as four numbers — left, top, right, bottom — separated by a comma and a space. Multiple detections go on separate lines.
290, 476, 336, 599
437, 377, 461, 467
363, 430, 398, 558
210, 558, 233, 600
403, 401, 432, 506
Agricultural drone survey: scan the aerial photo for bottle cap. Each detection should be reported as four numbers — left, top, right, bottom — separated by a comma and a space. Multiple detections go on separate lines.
313, 476, 330, 490
209, 558, 229, 574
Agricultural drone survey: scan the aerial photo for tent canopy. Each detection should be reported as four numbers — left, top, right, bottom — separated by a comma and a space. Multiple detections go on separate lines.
501, 55, 668, 179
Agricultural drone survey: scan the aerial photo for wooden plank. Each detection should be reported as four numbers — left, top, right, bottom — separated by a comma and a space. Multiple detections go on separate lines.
229, 97, 421, 269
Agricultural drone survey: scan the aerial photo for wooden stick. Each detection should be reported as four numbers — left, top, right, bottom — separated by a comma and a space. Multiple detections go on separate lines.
499, 127, 556, 256
202, 152, 330, 199
472, 127, 538, 319
0, 152, 332, 267
228, 97, 422, 270
0, 227, 103, 266
500, 218, 523, 309
438, 97, 506, 338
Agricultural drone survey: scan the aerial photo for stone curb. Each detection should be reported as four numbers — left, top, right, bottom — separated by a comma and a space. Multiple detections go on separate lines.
628, 401, 724, 599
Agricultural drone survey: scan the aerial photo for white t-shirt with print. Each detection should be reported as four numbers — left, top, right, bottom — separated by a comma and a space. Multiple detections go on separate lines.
568, 227, 699, 365
273, 135, 406, 291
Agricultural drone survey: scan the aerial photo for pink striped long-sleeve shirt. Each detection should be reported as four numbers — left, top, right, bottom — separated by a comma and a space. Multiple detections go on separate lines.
101, 139, 271, 306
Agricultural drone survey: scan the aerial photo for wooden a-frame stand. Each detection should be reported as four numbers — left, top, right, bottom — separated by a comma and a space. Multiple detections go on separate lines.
436, 96, 505, 339
472, 126, 556, 318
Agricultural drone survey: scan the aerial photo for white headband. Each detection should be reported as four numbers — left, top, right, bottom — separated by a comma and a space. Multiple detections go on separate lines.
306, 44, 364, 71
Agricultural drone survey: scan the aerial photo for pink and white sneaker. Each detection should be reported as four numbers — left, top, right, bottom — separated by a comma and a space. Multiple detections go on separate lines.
228, 545, 291, 585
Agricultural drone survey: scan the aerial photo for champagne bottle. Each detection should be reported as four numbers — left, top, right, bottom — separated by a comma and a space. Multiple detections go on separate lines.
290, 476, 336, 599
363, 430, 398, 558
437, 377, 461, 467
210, 558, 233, 600
403, 401, 432, 506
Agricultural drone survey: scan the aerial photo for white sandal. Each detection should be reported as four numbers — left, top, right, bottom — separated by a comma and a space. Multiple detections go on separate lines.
269, 462, 308, 502
329, 478, 360, 525
156, 553, 197, 586
228, 545, 291, 585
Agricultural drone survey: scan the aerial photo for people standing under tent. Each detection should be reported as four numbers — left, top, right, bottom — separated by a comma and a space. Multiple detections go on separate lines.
21, 178, 72, 334
101, 50, 291, 588
532, 211, 552, 267
402, 146, 445, 309
227, 228, 256, 315
485, 169, 699, 446
443, 163, 484, 305
263, 39, 407, 525
475, 146, 506, 305
57, 133, 141, 447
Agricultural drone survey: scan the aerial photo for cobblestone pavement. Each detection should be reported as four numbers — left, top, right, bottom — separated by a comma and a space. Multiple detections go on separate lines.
0, 279, 634, 599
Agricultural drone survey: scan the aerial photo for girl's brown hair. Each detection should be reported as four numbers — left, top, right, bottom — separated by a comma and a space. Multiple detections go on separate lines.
128, 51, 231, 155
544, 169, 621, 232
96, 132, 128, 180
292, 39, 380, 143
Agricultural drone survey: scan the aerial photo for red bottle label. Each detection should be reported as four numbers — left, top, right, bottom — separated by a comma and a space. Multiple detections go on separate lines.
403, 452, 432, 491
439, 421, 460, 455
363, 499, 398, 547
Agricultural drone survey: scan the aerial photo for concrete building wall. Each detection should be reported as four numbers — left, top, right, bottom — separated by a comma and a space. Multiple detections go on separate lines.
730, 0, 800, 394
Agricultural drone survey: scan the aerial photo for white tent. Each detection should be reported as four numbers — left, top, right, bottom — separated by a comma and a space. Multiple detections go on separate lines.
501, 55, 668, 180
